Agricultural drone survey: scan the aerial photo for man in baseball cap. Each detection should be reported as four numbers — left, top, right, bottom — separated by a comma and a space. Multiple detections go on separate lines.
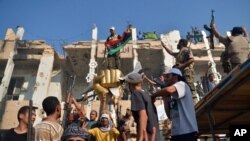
163, 68, 182, 76
125, 72, 143, 84
110, 26, 115, 31
152, 68, 198, 141
125, 72, 160, 141
162, 68, 186, 86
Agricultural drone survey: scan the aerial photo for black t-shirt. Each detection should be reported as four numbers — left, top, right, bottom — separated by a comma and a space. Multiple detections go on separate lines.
131, 90, 160, 140
5, 128, 27, 141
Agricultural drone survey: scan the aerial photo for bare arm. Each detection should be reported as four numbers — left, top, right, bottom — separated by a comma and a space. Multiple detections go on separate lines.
152, 85, 177, 98
161, 41, 175, 56
70, 95, 85, 116
144, 75, 157, 85
138, 109, 148, 141
150, 127, 156, 141
211, 23, 222, 38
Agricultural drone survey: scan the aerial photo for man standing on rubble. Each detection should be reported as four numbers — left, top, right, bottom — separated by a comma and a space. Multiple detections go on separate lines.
161, 39, 198, 104
211, 24, 250, 71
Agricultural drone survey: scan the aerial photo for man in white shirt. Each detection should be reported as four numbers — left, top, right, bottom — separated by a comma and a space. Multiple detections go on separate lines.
152, 68, 198, 141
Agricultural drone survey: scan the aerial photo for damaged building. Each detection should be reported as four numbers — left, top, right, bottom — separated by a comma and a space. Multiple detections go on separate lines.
0, 27, 226, 139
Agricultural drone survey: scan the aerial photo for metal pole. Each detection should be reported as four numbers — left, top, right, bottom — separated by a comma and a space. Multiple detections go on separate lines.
27, 100, 33, 141
207, 108, 216, 141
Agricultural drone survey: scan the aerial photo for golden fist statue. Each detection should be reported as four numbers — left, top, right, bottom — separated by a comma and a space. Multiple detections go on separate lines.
93, 69, 123, 109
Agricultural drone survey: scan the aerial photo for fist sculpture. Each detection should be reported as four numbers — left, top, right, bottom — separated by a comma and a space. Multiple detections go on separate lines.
93, 69, 123, 111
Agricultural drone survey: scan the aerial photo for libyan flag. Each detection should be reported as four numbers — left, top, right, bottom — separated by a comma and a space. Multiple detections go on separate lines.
105, 32, 132, 55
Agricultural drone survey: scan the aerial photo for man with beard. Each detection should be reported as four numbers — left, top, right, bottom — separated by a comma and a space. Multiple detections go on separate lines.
152, 68, 198, 141
34, 96, 63, 141
83, 112, 120, 141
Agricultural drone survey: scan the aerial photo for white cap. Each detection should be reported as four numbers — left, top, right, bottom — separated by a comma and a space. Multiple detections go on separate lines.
163, 68, 182, 77
110, 26, 115, 30
101, 113, 110, 119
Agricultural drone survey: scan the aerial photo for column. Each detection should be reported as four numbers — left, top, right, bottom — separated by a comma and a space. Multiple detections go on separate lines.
32, 48, 54, 107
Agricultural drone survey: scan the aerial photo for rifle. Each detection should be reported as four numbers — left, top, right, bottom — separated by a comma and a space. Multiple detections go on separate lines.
102, 47, 108, 66
76, 93, 96, 102
62, 74, 76, 128
204, 9, 215, 49
66, 74, 76, 105
116, 105, 122, 129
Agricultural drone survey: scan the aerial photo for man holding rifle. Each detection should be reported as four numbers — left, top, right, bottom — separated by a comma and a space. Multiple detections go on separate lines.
211, 24, 249, 71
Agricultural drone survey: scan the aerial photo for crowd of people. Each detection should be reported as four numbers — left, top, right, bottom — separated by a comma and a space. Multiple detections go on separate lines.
3, 23, 250, 141
4, 68, 199, 141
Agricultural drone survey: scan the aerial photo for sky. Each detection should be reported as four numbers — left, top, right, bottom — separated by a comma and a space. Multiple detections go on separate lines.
0, 0, 249, 53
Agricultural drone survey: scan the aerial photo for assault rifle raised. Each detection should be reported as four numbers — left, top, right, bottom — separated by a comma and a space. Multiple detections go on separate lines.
204, 9, 215, 49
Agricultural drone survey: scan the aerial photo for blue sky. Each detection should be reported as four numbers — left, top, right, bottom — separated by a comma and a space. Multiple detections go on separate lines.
0, 0, 249, 53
